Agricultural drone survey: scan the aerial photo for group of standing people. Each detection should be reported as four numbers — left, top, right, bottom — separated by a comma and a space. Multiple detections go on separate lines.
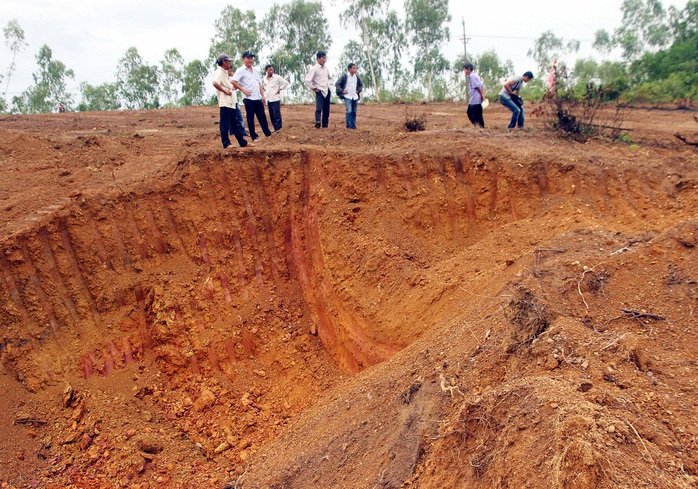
213, 50, 364, 148
213, 50, 534, 149
212, 51, 290, 148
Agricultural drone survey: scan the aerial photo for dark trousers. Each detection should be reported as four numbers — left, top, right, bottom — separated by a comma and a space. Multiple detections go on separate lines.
243, 98, 272, 139
268, 101, 282, 131
315, 91, 331, 127
467, 104, 485, 128
234, 104, 247, 136
220, 106, 247, 148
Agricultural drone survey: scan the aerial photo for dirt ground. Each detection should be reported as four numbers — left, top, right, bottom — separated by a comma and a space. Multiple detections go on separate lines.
0, 101, 697, 489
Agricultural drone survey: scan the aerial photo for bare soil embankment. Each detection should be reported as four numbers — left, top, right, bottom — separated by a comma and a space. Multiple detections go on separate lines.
0, 103, 697, 488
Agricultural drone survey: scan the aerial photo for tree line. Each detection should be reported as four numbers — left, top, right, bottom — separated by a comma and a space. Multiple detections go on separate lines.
1, 0, 695, 114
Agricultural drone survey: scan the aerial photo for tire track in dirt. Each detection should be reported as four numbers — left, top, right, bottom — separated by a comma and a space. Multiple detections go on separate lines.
37, 228, 83, 333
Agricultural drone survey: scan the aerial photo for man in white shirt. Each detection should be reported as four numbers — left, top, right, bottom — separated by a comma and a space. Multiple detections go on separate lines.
304, 51, 332, 128
211, 53, 249, 148
335, 63, 363, 129
232, 51, 273, 141
263, 64, 289, 131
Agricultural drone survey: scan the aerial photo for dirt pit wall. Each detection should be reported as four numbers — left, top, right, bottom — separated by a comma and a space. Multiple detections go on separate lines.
1, 103, 697, 488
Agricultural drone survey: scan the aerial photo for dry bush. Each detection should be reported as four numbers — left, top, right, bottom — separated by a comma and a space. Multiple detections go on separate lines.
404, 113, 427, 132
532, 64, 628, 141
504, 287, 552, 348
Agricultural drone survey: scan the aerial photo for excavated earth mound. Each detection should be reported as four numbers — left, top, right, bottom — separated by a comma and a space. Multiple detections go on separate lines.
0, 103, 697, 488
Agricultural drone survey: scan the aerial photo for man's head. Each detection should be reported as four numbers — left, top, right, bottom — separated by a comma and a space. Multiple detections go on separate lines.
217, 53, 233, 69
462, 63, 474, 75
523, 71, 534, 82
347, 63, 357, 75
265, 64, 274, 76
242, 51, 255, 68
316, 51, 327, 66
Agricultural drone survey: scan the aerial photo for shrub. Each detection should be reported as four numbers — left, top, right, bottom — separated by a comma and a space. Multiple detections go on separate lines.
532, 64, 627, 141
404, 113, 427, 132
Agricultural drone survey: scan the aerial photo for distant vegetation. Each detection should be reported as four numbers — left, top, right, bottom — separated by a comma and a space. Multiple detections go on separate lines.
1, 0, 696, 113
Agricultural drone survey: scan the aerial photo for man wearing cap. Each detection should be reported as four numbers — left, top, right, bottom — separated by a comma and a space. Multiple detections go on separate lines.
499, 71, 534, 129
263, 64, 289, 132
305, 51, 332, 128
232, 51, 273, 141
212, 53, 249, 149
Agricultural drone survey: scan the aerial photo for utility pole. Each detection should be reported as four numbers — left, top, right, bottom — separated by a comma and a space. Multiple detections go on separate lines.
460, 18, 471, 103
460, 18, 470, 63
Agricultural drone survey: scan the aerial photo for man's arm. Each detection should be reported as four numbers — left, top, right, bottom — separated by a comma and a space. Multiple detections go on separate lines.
503, 78, 517, 95
305, 66, 318, 91
231, 79, 250, 97
213, 81, 232, 96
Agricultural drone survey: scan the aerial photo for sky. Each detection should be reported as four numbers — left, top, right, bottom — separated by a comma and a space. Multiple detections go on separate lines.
0, 0, 690, 104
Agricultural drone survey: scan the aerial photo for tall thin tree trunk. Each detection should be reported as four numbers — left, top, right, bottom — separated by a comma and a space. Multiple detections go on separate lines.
362, 22, 380, 102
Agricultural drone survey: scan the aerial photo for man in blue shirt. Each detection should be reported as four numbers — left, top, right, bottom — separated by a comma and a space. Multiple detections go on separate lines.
463, 63, 486, 128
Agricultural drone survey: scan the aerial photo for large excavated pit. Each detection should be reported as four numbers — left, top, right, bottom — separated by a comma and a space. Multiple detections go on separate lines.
1, 105, 697, 488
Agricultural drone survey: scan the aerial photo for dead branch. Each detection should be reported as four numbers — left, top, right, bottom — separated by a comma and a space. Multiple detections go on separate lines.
600, 333, 629, 350
620, 309, 666, 321
578, 269, 592, 310
674, 132, 698, 146
14, 418, 47, 425
624, 418, 654, 464
588, 123, 633, 131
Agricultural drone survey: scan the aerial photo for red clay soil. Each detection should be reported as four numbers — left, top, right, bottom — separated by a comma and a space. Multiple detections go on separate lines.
0, 102, 697, 489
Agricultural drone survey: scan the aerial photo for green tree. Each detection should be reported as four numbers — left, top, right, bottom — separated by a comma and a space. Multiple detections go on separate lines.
404, 0, 451, 100
180, 59, 208, 106
77, 82, 120, 111
592, 29, 613, 55
595, 0, 670, 62
116, 47, 159, 110
262, 0, 332, 99
159, 48, 184, 107
12, 44, 74, 113
209, 7, 261, 63
340, 0, 406, 101
668, 0, 697, 43
528, 30, 580, 76
339, 12, 407, 100
3, 19, 28, 102
338, 40, 376, 89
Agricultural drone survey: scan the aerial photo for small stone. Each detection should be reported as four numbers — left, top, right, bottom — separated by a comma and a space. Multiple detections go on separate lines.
62, 383, 75, 408
193, 389, 216, 412
606, 425, 616, 433
136, 435, 163, 454
214, 442, 231, 454
79, 433, 93, 450
71, 404, 86, 422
